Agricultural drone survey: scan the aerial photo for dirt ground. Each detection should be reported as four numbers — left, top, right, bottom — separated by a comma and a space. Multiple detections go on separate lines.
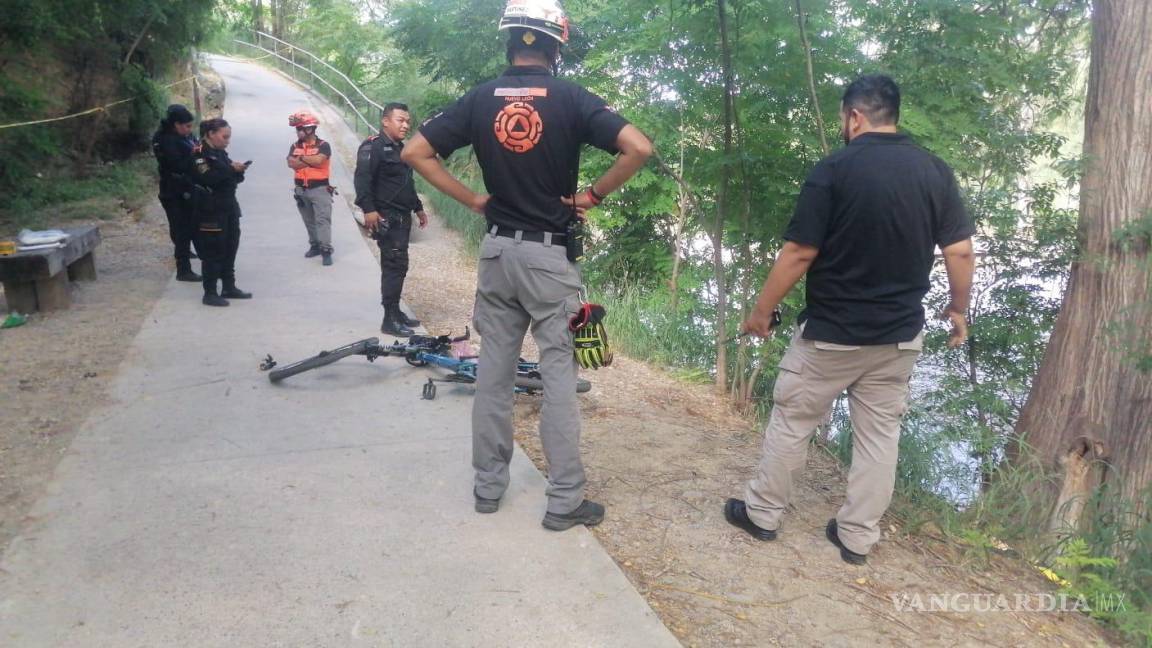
399, 207, 1118, 647
0, 202, 173, 551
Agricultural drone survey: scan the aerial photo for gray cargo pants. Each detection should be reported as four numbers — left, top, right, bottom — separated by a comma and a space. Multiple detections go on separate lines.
294, 185, 333, 252
471, 231, 584, 515
744, 325, 922, 555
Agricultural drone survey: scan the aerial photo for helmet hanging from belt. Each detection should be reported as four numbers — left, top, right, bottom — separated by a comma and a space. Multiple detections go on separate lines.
499, 0, 569, 45
569, 301, 612, 370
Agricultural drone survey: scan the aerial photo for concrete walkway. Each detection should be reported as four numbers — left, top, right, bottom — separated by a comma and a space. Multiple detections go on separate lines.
0, 57, 678, 647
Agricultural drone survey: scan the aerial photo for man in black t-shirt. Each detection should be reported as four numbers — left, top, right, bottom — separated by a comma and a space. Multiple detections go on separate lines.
403, 0, 652, 531
723, 75, 976, 565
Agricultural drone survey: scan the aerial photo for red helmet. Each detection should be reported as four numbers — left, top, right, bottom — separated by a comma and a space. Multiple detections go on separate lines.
288, 111, 319, 128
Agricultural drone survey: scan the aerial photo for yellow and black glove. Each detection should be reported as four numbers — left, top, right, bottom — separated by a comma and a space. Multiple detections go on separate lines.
570, 303, 613, 370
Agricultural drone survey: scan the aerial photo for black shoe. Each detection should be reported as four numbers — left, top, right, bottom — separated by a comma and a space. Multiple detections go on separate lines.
724, 498, 777, 541
380, 316, 414, 337
221, 286, 252, 299
202, 294, 229, 307
542, 500, 605, 531
322, 252, 333, 266
304, 245, 321, 258
176, 270, 202, 282
397, 311, 420, 327
474, 489, 500, 514
825, 519, 868, 565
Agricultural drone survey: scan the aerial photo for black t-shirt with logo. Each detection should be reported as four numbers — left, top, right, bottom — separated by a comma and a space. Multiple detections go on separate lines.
784, 132, 975, 345
419, 65, 630, 233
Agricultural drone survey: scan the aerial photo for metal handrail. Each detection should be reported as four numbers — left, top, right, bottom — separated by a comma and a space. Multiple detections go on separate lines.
231, 32, 381, 136
251, 30, 383, 114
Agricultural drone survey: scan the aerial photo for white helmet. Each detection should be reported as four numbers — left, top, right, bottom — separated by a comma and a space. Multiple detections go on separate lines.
499, 0, 569, 45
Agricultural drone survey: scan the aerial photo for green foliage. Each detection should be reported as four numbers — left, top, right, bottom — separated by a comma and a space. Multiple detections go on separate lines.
0, 0, 214, 210
0, 157, 157, 232
120, 64, 167, 146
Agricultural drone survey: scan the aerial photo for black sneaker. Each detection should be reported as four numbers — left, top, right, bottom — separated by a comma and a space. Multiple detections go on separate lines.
221, 286, 253, 299
202, 294, 229, 307
304, 245, 321, 258
723, 498, 777, 541
542, 500, 605, 531
176, 270, 202, 282
474, 489, 500, 514
825, 519, 868, 565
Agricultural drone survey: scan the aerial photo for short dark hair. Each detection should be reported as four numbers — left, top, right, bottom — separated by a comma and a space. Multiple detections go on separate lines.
199, 117, 229, 138
841, 74, 901, 125
381, 103, 409, 119
505, 27, 559, 66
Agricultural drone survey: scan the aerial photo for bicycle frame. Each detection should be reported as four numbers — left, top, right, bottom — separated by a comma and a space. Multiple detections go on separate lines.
263, 327, 569, 399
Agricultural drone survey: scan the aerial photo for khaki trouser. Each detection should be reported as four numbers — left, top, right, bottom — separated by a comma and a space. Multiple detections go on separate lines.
471, 232, 585, 514
294, 185, 333, 252
745, 325, 922, 555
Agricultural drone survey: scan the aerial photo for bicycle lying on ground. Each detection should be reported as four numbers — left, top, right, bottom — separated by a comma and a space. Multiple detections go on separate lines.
260, 327, 592, 400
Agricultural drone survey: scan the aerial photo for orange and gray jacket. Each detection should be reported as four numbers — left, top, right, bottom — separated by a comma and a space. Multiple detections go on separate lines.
289, 138, 331, 186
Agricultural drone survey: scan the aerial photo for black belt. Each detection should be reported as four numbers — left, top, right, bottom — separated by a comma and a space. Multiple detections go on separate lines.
295, 179, 330, 188
491, 227, 567, 245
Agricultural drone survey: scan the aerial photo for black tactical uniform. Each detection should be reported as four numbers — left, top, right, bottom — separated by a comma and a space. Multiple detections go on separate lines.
354, 133, 424, 332
153, 129, 200, 279
192, 143, 249, 304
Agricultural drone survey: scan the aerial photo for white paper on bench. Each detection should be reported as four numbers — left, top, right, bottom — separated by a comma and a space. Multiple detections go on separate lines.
17, 229, 71, 246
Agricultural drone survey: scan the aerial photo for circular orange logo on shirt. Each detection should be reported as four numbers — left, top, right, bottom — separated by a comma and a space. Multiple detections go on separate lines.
494, 102, 543, 153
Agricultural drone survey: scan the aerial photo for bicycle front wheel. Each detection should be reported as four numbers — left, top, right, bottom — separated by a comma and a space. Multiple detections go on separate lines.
268, 338, 378, 383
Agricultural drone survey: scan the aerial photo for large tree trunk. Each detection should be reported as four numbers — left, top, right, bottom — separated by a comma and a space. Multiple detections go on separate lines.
1014, 0, 1152, 528
252, 0, 263, 33
712, 0, 736, 393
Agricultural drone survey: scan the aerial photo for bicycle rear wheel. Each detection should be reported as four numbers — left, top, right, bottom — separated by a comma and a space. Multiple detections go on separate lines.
268, 338, 378, 383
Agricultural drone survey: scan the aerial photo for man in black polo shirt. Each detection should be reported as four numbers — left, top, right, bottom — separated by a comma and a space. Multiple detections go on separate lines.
723, 75, 975, 565
403, 0, 652, 531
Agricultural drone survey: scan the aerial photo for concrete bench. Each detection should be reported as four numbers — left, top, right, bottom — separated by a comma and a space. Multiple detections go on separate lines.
0, 225, 101, 312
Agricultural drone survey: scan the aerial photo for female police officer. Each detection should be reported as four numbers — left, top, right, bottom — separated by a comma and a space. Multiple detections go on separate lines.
152, 104, 201, 282
192, 118, 252, 307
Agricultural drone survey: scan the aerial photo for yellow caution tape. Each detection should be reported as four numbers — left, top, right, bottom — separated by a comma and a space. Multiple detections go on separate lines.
0, 76, 198, 130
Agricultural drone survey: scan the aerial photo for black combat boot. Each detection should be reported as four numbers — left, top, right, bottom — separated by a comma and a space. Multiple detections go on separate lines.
202, 291, 229, 307
380, 306, 414, 337
176, 259, 201, 282
304, 244, 321, 258
221, 282, 253, 299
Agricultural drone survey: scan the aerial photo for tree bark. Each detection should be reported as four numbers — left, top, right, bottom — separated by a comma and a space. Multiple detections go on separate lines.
252, 0, 263, 33
669, 127, 687, 311
713, 0, 736, 393
793, 0, 830, 155
1014, 0, 1152, 526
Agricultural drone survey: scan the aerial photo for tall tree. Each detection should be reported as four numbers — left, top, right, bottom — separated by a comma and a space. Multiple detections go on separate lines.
1015, 0, 1152, 528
